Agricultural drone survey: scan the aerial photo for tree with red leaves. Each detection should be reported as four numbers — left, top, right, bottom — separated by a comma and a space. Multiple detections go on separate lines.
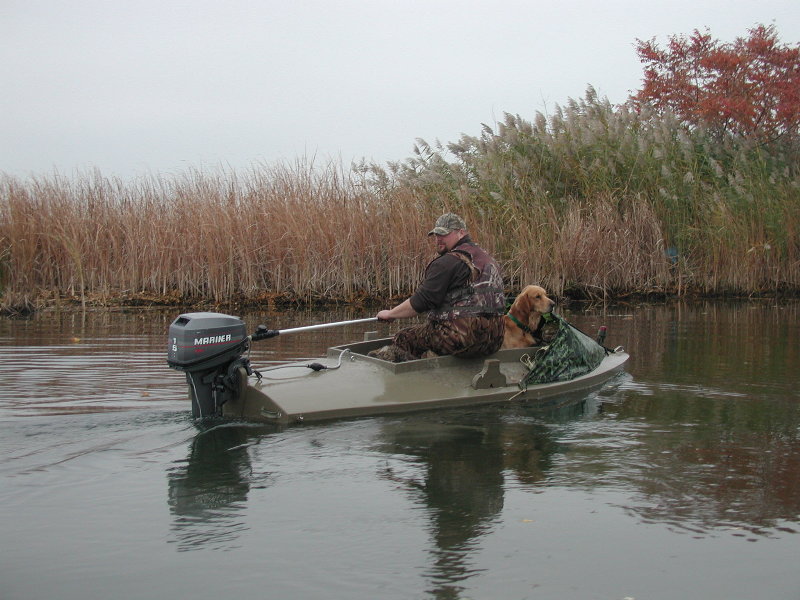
632, 24, 800, 145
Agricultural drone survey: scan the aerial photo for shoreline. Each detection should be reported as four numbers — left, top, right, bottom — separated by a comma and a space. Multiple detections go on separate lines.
3, 288, 797, 318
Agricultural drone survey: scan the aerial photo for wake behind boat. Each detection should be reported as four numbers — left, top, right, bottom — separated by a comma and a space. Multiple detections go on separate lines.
167, 312, 629, 425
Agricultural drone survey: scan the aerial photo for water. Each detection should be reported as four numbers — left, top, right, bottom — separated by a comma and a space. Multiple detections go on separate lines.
1, 301, 799, 600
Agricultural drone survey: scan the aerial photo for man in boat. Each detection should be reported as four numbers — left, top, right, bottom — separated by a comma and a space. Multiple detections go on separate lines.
371, 213, 506, 362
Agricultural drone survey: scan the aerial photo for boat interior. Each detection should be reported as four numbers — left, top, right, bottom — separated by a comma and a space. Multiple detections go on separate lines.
327, 330, 545, 387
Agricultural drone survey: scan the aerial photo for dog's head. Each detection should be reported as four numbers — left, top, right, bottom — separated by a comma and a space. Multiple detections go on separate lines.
514, 285, 555, 324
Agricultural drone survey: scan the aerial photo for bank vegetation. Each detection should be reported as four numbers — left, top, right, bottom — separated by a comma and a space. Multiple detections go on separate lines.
1, 91, 799, 315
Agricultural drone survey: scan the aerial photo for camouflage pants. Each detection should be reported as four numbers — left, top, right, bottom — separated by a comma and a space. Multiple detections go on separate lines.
391, 315, 505, 360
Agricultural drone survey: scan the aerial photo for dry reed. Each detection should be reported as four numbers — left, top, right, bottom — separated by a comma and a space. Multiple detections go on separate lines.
380, 87, 800, 298
0, 160, 441, 310
2, 90, 799, 312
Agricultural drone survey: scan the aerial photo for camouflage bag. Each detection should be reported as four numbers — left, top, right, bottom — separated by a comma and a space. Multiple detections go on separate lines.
519, 314, 607, 388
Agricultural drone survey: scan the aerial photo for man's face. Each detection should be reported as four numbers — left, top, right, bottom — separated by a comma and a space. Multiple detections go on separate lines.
434, 230, 462, 254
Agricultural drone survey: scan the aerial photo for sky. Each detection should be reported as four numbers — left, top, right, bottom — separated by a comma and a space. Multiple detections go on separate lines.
2, 0, 799, 180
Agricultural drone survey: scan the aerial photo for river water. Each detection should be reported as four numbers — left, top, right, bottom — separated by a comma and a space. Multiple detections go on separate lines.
1, 300, 799, 600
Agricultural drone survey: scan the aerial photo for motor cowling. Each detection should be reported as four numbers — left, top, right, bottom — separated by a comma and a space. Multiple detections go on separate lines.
167, 312, 252, 419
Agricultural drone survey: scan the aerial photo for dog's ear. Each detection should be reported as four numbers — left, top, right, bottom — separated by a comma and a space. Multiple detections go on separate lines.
517, 286, 534, 315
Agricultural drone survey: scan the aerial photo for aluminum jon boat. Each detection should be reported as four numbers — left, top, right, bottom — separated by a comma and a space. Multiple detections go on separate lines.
167, 312, 629, 425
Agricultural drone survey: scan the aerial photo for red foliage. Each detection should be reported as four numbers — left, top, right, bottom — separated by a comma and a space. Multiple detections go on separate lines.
632, 24, 800, 144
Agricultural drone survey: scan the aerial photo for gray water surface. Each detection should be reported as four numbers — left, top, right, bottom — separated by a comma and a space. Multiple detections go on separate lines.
1, 301, 799, 599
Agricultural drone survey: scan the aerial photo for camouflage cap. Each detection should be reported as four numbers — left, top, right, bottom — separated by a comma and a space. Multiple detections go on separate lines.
428, 213, 467, 236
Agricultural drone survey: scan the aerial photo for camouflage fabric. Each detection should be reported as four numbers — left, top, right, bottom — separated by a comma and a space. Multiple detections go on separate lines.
370, 315, 504, 362
427, 242, 506, 321
428, 213, 467, 236
519, 315, 607, 388
366, 344, 418, 363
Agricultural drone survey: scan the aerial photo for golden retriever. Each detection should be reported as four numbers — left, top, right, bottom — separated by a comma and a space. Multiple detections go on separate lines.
501, 285, 556, 349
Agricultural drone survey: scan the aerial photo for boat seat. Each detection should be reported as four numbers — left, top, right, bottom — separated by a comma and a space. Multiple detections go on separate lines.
471, 359, 507, 389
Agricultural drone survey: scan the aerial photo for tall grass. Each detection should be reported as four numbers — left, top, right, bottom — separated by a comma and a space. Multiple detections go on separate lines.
2, 89, 799, 312
371, 87, 800, 297
0, 160, 442, 311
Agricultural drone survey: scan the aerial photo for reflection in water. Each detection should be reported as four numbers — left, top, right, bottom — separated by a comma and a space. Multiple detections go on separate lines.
564, 391, 800, 540
375, 400, 591, 599
566, 300, 800, 539
3, 301, 800, 599
167, 423, 273, 551
0, 308, 189, 417
381, 424, 504, 597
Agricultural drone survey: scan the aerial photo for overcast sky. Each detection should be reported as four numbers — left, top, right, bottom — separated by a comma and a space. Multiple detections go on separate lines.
2, 1, 798, 180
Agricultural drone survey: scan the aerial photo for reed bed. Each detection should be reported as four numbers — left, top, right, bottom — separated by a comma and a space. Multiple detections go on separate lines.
0, 161, 440, 312
2, 90, 799, 313
375, 87, 800, 298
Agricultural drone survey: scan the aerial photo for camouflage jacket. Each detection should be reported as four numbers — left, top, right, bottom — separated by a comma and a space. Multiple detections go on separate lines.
427, 241, 505, 321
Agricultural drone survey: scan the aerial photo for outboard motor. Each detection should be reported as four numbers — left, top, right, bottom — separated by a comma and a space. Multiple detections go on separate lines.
167, 312, 253, 419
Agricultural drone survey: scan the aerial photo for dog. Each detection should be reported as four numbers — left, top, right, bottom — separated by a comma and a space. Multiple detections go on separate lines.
501, 285, 556, 349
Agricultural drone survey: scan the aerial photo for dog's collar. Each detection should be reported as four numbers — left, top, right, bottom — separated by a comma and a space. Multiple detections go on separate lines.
507, 313, 535, 336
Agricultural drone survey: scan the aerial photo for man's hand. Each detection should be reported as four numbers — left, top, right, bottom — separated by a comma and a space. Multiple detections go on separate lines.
376, 299, 418, 322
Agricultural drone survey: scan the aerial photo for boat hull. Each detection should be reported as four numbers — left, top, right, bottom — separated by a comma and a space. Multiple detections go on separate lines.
214, 337, 629, 425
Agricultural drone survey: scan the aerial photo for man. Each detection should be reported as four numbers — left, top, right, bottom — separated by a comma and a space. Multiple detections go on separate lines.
372, 213, 506, 362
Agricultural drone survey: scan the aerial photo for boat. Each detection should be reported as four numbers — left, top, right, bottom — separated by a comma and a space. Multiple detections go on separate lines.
167, 312, 629, 425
